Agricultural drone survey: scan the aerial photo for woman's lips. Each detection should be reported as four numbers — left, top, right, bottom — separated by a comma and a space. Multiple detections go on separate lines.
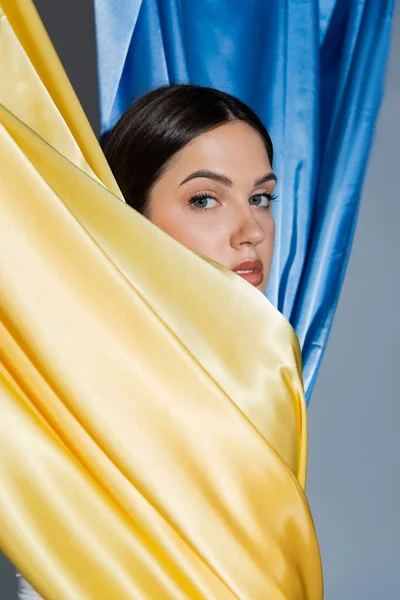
235, 270, 264, 286
231, 258, 264, 287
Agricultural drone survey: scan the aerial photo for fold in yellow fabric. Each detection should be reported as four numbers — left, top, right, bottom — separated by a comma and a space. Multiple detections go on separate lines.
0, 1, 323, 598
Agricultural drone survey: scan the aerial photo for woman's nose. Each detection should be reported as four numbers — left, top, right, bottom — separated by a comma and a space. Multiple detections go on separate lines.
230, 205, 265, 248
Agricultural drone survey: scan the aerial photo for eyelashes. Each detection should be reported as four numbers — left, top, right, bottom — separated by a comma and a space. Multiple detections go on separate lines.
188, 192, 215, 210
188, 191, 278, 211
250, 192, 278, 206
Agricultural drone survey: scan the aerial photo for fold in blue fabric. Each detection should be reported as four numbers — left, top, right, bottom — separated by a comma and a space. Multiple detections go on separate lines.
94, 0, 395, 401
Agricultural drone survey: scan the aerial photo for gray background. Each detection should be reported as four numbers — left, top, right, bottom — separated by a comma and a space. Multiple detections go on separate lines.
1, 1, 399, 598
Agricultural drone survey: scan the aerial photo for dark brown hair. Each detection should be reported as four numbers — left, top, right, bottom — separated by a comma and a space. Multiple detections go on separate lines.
104, 84, 273, 215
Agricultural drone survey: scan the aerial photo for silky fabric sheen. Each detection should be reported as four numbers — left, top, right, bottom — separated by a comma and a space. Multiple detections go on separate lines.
0, 1, 323, 598
94, 0, 395, 400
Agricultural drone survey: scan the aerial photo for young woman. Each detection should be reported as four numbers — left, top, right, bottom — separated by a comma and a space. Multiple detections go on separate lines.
103, 84, 276, 295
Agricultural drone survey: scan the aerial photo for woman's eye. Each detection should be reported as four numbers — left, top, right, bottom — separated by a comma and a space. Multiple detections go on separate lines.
189, 195, 218, 210
249, 193, 273, 208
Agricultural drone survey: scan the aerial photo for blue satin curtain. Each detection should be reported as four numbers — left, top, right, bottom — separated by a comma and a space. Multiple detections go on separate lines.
94, 0, 395, 401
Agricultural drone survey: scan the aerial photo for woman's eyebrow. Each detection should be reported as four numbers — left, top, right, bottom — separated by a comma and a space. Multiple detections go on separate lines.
254, 173, 277, 186
179, 170, 277, 187
179, 170, 232, 187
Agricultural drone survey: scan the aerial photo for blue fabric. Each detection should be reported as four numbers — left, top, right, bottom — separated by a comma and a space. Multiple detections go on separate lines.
94, 0, 395, 402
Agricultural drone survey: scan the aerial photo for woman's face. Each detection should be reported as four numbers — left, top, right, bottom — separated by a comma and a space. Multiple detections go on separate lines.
147, 121, 276, 293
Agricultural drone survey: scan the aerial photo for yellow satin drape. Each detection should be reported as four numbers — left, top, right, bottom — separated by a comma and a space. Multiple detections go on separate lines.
0, 1, 323, 598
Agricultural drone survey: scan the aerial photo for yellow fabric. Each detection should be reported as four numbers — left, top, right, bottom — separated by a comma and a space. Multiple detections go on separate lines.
0, 1, 323, 598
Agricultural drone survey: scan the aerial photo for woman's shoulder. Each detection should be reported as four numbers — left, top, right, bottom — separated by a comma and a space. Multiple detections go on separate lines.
16, 573, 43, 600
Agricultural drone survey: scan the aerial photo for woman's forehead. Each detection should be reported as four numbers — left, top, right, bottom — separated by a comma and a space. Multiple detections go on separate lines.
166, 122, 272, 181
